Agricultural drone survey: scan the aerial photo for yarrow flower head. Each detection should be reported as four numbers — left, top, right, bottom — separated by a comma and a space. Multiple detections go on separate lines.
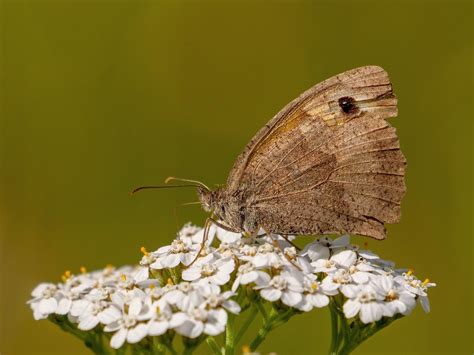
28, 223, 435, 354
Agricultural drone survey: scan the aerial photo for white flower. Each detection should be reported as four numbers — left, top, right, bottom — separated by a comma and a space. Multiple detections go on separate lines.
189, 224, 217, 245
250, 244, 282, 268
200, 287, 241, 314
132, 247, 159, 283
231, 263, 271, 292
215, 226, 242, 244
70, 298, 114, 330
150, 238, 201, 270
147, 300, 186, 336
321, 269, 358, 298
371, 275, 416, 317
257, 270, 304, 307
343, 284, 384, 324
174, 308, 227, 338
312, 249, 357, 273
182, 256, 235, 286
29, 223, 436, 348
162, 282, 205, 311
178, 223, 203, 239
28, 283, 59, 319
104, 297, 152, 349
295, 275, 336, 312
396, 272, 435, 313
347, 260, 377, 284
55, 283, 89, 315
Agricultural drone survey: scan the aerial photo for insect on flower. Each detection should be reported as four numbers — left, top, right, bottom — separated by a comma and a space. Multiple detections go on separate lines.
132, 66, 406, 259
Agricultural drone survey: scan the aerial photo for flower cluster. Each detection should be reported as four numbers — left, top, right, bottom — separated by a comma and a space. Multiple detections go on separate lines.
28, 223, 435, 353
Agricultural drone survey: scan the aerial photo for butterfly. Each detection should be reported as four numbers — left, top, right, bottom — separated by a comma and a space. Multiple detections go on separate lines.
197, 66, 405, 240
135, 66, 406, 242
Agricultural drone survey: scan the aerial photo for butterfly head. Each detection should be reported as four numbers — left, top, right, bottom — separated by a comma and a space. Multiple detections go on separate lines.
197, 187, 223, 214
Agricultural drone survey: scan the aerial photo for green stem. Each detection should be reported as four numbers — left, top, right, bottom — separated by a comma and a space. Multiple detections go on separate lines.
235, 305, 258, 345
160, 333, 178, 355
255, 299, 268, 322
225, 314, 236, 355
249, 307, 297, 352
329, 303, 340, 355
249, 322, 272, 351
183, 335, 205, 355
206, 336, 222, 355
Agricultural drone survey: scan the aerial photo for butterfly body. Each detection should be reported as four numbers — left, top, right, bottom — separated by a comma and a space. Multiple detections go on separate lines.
198, 66, 406, 240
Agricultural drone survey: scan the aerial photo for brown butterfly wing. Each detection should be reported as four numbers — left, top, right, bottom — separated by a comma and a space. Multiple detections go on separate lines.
226, 66, 405, 239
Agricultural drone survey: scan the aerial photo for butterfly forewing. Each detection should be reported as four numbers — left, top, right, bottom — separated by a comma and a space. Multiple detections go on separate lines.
226, 66, 406, 239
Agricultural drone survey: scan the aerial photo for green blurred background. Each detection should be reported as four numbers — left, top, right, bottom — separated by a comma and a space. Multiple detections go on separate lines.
1, 0, 472, 354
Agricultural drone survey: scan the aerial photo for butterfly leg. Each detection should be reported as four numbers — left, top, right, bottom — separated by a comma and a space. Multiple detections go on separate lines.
186, 217, 213, 268
263, 229, 303, 271
186, 217, 240, 268
279, 234, 301, 251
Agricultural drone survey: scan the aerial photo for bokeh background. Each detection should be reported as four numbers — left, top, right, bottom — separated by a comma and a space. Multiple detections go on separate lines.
1, 0, 472, 354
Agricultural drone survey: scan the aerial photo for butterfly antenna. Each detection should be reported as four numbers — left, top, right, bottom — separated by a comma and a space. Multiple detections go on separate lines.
180, 201, 202, 206
130, 184, 203, 195
165, 177, 210, 191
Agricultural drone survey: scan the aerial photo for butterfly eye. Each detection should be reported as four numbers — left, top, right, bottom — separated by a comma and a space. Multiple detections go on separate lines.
338, 96, 357, 114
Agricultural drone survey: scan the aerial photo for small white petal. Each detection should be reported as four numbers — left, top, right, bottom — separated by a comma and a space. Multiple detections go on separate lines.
176, 320, 203, 338
204, 321, 225, 336
343, 300, 360, 318
281, 291, 302, 307
219, 259, 235, 274
252, 255, 269, 267
128, 298, 142, 317
223, 300, 241, 314
182, 268, 202, 281
260, 288, 282, 302
99, 307, 122, 324
70, 300, 90, 317
211, 272, 230, 285
352, 272, 369, 284
163, 254, 180, 268
56, 298, 72, 315
148, 321, 168, 336
156, 245, 171, 254
419, 296, 430, 313
133, 267, 149, 283
331, 235, 350, 248
31, 283, 51, 298
127, 324, 148, 344
331, 250, 357, 268
110, 328, 127, 349
104, 321, 121, 332
310, 294, 329, 308
38, 298, 58, 315
340, 284, 359, 298
78, 315, 99, 331
169, 312, 187, 328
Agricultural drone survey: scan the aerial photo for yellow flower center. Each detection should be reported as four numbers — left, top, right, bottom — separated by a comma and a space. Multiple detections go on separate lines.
61, 270, 72, 282
385, 290, 398, 301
